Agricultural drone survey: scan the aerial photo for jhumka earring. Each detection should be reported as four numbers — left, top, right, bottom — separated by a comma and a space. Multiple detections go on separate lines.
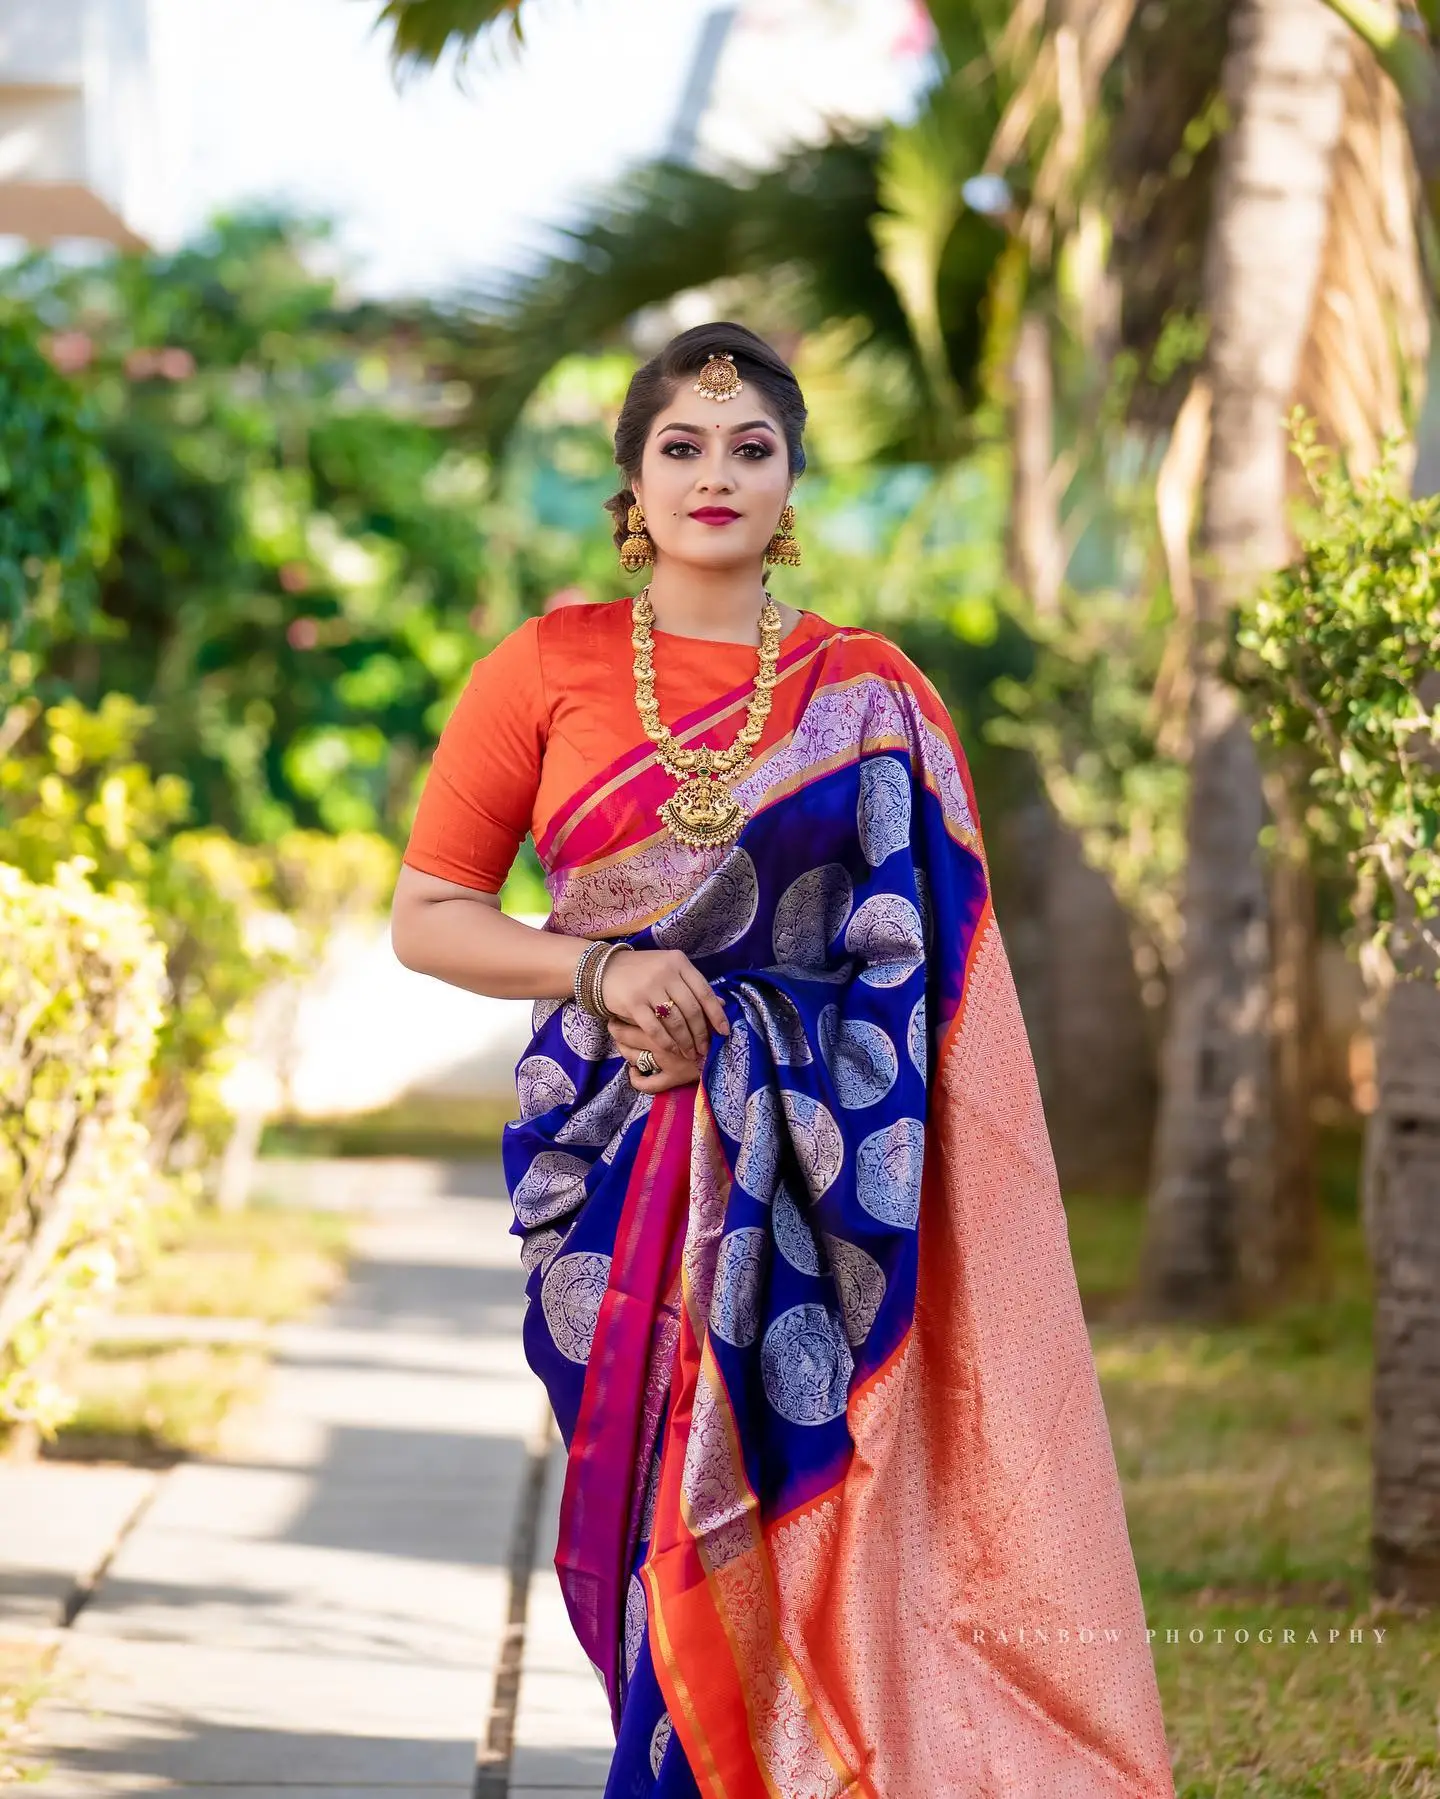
693, 350, 744, 403
764, 503, 802, 567
619, 501, 654, 573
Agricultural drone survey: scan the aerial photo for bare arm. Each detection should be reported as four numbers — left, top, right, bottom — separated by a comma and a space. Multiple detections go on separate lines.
389, 862, 731, 1075
390, 863, 590, 1001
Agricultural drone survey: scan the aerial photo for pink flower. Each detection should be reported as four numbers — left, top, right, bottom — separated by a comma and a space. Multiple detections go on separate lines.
44, 331, 94, 374
287, 617, 320, 650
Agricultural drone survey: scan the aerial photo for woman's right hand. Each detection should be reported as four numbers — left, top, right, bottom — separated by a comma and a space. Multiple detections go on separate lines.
596, 946, 731, 1064
609, 1018, 705, 1093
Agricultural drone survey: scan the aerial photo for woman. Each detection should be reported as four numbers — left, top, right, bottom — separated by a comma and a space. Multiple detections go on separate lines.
391, 324, 1175, 1799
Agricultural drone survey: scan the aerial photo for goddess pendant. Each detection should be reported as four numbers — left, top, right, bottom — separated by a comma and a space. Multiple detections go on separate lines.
657, 770, 748, 850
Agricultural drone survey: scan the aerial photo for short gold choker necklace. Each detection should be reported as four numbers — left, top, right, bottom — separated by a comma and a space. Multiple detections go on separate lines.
630, 584, 782, 850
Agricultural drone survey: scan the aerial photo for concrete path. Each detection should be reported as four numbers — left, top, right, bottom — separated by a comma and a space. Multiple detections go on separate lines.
1, 1162, 613, 1797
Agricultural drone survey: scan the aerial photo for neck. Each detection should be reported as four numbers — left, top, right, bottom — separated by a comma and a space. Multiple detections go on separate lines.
643, 561, 776, 645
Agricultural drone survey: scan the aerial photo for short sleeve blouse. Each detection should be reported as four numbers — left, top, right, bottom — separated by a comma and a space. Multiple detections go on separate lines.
402, 598, 830, 894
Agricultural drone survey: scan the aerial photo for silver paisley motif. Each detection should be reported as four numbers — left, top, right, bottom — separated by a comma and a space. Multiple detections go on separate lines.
513, 1150, 590, 1228
772, 864, 853, 969
907, 995, 928, 1078
735, 1086, 781, 1199
845, 892, 925, 989
773, 1180, 822, 1276
516, 1054, 576, 1120
761, 1303, 854, 1425
746, 986, 812, 1066
708, 1024, 752, 1140
817, 1011, 898, 1110
650, 1712, 673, 1778
710, 1226, 767, 1346
778, 1089, 845, 1196
600, 1091, 653, 1162
857, 755, 912, 867
561, 1002, 614, 1061
539, 1250, 612, 1363
624, 1573, 647, 1679
652, 849, 759, 956
856, 1117, 926, 1227
556, 1067, 640, 1147
826, 1235, 887, 1345
519, 1227, 564, 1276
532, 996, 562, 1033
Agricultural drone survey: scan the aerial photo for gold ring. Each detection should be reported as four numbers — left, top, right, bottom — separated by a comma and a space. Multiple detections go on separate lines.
635, 1049, 659, 1076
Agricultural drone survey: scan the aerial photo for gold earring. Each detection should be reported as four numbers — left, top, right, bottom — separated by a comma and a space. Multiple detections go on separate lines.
619, 501, 654, 572
764, 503, 801, 567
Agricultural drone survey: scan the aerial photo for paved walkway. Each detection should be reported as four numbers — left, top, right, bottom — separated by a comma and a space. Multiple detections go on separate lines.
0, 1163, 612, 1796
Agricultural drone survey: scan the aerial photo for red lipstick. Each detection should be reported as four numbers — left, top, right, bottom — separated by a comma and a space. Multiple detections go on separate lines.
689, 506, 740, 524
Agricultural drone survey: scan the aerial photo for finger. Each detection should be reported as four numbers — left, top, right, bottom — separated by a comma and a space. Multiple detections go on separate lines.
678, 965, 731, 1038
655, 990, 707, 1061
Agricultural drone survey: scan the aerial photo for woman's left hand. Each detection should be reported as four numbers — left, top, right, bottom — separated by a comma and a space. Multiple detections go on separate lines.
610, 1017, 706, 1092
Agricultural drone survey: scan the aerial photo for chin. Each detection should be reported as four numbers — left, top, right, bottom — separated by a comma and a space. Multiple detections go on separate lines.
664, 534, 768, 572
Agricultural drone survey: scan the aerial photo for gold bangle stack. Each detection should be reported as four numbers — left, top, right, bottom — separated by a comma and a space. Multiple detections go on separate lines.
631, 584, 782, 851
574, 940, 634, 1021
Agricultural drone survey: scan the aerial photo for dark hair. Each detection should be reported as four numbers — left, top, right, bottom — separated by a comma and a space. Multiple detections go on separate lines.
604, 322, 807, 549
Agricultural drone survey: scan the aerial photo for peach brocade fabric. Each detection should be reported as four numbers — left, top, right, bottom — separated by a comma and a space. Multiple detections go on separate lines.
770, 910, 1173, 1794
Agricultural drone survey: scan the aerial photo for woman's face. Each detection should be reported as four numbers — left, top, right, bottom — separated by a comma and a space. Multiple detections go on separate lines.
632, 387, 792, 572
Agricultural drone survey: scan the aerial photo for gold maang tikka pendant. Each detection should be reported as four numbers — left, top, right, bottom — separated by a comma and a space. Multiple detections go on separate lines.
656, 747, 748, 849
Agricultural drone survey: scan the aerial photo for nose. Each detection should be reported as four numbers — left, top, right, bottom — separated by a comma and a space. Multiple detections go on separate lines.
695, 441, 735, 494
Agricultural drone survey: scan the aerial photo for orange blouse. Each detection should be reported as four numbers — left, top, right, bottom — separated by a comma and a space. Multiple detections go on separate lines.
402, 596, 832, 894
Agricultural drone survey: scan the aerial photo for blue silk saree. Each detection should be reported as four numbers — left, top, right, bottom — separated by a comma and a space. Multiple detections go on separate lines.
500, 621, 1174, 1799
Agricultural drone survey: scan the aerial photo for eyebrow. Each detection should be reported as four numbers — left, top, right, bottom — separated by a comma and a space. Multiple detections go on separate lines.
657, 419, 778, 435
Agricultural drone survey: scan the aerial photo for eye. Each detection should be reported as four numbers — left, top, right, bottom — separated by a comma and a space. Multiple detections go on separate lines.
735, 440, 774, 459
661, 440, 700, 457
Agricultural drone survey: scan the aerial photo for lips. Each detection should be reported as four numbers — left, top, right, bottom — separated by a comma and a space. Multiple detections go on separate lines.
689, 507, 741, 525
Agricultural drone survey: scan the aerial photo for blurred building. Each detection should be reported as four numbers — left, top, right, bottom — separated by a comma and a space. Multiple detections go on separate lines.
0, 0, 167, 248
679, 0, 933, 170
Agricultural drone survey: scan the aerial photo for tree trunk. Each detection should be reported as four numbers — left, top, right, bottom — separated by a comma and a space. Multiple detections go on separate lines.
1368, 661, 1440, 1605
1367, 942, 1440, 1605
1005, 309, 1157, 1195
1141, 0, 1350, 1317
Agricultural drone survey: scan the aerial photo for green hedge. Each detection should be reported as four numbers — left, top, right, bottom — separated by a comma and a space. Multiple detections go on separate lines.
0, 858, 167, 1427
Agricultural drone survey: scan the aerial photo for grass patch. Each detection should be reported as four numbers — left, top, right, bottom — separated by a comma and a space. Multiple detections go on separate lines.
115, 1198, 351, 1323
44, 1342, 268, 1466
260, 1093, 513, 1160
1065, 1128, 1440, 1796
34, 1198, 350, 1466
0, 1639, 58, 1785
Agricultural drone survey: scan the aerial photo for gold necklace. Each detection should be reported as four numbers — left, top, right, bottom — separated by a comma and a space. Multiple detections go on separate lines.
630, 583, 783, 850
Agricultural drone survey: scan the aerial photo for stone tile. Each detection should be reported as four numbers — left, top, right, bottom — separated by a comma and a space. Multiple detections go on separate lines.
0, 1466, 156, 1630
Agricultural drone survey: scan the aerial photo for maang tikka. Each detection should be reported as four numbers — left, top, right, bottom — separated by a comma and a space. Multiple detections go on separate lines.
694, 350, 744, 402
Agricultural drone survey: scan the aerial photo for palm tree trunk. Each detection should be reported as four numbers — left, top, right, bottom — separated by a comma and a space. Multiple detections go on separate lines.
1141, 0, 1351, 1317
1369, 953, 1440, 1603
1005, 310, 1157, 1197
1368, 663, 1440, 1604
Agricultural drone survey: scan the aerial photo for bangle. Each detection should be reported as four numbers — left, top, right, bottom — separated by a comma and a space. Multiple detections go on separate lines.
572, 942, 604, 1014
579, 940, 634, 1021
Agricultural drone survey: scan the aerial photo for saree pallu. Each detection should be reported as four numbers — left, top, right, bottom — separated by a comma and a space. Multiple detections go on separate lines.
501, 624, 1175, 1799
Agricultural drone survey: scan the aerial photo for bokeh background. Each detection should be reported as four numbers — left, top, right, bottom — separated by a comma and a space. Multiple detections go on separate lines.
1, 2, 1438, 1794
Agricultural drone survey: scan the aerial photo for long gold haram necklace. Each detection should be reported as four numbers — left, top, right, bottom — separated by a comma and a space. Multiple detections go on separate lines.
631, 583, 782, 850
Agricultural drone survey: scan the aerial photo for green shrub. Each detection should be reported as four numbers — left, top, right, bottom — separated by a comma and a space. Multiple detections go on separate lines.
1238, 421, 1440, 982
0, 859, 167, 1427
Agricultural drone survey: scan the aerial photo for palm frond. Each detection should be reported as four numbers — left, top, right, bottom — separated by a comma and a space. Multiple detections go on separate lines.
429, 132, 1001, 459
373, 0, 525, 70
